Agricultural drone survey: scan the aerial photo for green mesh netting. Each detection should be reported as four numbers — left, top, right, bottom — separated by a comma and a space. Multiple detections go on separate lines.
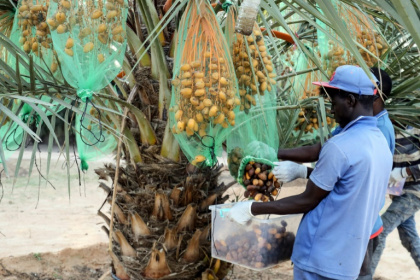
47, 0, 127, 96
169, 0, 240, 167
47, 0, 128, 170
224, 7, 279, 178
8, 0, 69, 119
286, 48, 336, 140
316, 1, 389, 76
9, 0, 62, 80
75, 101, 117, 171
293, 48, 331, 133
274, 2, 302, 35
292, 49, 322, 99
0, 102, 34, 163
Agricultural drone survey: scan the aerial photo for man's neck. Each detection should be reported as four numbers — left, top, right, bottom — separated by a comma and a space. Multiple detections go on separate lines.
373, 104, 385, 116
341, 108, 373, 127
352, 108, 373, 119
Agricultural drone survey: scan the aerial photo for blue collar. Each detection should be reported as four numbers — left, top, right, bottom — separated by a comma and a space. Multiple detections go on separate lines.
341, 116, 377, 133
375, 109, 388, 119
333, 110, 387, 132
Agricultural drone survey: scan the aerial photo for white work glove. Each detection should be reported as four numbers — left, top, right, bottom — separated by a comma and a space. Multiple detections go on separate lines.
228, 200, 255, 225
272, 161, 307, 183
389, 167, 409, 187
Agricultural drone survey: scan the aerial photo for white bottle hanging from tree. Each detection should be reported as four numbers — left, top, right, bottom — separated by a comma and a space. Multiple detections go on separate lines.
235, 0, 261, 35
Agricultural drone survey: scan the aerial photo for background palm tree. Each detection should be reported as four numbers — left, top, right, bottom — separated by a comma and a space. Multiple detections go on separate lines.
1, 0, 419, 279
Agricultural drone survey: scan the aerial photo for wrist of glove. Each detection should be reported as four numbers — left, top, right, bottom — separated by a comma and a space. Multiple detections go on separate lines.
402, 167, 409, 178
228, 200, 257, 225
389, 167, 409, 185
272, 161, 307, 183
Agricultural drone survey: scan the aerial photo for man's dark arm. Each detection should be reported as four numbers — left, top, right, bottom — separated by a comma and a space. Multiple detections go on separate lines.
277, 143, 322, 163
307, 167, 314, 178
250, 179, 330, 215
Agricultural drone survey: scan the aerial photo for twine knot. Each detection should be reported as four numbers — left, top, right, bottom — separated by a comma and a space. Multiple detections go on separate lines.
221, 0, 232, 12
77, 89, 94, 103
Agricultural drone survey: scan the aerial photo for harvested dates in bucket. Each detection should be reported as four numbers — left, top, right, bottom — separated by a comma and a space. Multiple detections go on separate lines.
210, 203, 302, 270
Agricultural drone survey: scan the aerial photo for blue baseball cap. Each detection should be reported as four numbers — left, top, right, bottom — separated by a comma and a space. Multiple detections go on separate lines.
313, 65, 378, 95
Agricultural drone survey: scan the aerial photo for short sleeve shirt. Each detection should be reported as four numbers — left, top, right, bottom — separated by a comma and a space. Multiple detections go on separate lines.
330, 110, 395, 237
332, 110, 394, 153
291, 116, 393, 279
376, 110, 395, 154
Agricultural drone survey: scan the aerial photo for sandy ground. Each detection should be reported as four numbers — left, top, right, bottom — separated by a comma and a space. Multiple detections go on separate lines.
0, 150, 419, 279
0, 149, 110, 259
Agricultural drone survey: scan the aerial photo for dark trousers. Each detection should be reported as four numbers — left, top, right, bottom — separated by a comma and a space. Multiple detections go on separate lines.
371, 193, 420, 272
357, 236, 379, 280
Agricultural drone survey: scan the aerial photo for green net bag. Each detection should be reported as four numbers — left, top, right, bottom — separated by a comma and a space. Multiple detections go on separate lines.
316, 1, 388, 76
236, 155, 282, 202
47, 0, 128, 95
74, 101, 118, 171
8, 0, 72, 119
169, 0, 240, 167
9, 0, 62, 79
47, 0, 128, 170
292, 49, 323, 100
224, 7, 279, 178
291, 49, 335, 134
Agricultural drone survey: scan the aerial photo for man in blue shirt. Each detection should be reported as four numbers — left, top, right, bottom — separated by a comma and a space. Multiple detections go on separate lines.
271, 68, 395, 280
246, 68, 395, 279
371, 126, 420, 272
229, 65, 393, 280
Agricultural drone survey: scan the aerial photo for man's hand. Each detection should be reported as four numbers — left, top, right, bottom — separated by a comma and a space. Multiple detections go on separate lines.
389, 167, 409, 186
272, 161, 308, 183
228, 200, 255, 225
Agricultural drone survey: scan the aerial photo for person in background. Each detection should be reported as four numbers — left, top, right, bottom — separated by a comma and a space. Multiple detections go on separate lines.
370, 126, 420, 272
269, 68, 395, 280
230, 65, 393, 280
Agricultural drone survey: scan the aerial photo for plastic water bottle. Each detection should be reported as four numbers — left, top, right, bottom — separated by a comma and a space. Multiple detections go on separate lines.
387, 178, 405, 196
235, 0, 261, 35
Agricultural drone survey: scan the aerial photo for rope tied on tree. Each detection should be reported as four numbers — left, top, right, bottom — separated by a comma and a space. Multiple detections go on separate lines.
199, 135, 218, 168
218, 0, 233, 12
5, 111, 38, 151
77, 89, 94, 103
76, 89, 105, 171
5, 125, 23, 151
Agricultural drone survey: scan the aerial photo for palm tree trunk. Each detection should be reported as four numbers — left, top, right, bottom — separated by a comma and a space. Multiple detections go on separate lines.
96, 1, 232, 279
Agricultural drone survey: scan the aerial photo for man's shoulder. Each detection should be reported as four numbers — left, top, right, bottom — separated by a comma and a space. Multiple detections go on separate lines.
321, 137, 349, 160
327, 124, 385, 153
377, 112, 394, 129
377, 114, 395, 138
328, 124, 371, 143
